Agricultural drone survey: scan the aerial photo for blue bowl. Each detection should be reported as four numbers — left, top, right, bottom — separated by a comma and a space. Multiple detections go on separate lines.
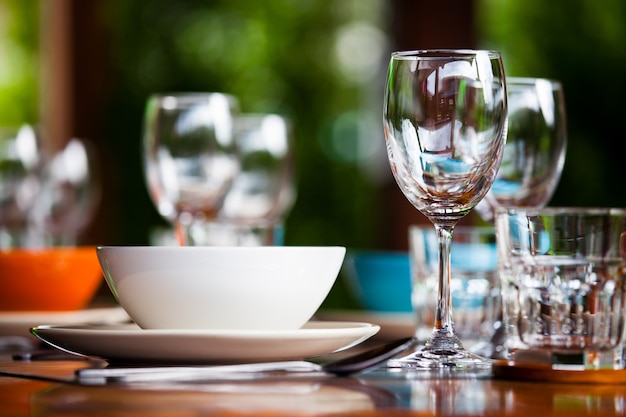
344, 251, 412, 313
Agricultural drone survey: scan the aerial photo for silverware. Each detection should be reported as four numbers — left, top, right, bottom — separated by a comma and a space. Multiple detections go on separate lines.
75, 337, 415, 385
76, 361, 323, 385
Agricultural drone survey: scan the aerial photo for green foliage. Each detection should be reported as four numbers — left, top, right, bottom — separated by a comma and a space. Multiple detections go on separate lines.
0, 0, 39, 126
477, 0, 626, 208
96, 0, 389, 247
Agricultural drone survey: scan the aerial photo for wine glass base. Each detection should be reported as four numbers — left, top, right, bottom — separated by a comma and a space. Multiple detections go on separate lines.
387, 346, 493, 370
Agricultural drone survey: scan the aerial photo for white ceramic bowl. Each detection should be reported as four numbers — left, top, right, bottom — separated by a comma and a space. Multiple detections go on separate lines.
96, 246, 346, 330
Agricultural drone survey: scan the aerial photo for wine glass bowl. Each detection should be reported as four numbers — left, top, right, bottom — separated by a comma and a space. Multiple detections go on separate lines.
385, 51, 507, 225
29, 138, 101, 246
143, 93, 239, 245
220, 113, 295, 222
475, 77, 567, 222
185, 113, 295, 247
383, 50, 508, 369
0, 125, 41, 247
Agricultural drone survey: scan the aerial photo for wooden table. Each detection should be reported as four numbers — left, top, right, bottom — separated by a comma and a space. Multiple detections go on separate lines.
2, 350, 625, 416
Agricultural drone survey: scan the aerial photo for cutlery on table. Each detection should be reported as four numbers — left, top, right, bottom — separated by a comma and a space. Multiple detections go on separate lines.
75, 336, 416, 385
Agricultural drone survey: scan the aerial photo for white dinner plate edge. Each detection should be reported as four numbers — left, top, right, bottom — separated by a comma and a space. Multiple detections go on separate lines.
31, 321, 380, 338
30, 321, 380, 363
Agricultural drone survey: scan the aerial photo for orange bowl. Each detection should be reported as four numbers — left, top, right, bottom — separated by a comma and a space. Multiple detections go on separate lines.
0, 247, 103, 311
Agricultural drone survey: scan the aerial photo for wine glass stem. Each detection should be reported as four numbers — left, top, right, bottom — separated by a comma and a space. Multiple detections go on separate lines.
432, 224, 457, 340
174, 222, 188, 246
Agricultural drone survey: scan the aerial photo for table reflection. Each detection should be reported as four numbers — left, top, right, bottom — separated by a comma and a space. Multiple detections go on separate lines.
3, 357, 626, 416
365, 372, 626, 416
31, 379, 391, 416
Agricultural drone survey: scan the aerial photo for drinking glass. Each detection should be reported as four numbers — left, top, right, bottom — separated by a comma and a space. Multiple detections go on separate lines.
383, 50, 508, 369
143, 93, 239, 245
410, 226, 499, 350
475, 77, 567, 221
496, 207, 626, 369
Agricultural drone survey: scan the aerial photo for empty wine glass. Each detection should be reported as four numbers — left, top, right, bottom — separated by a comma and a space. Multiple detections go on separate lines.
475, 77, 567, 221
383, 50, 508, 369
0, 125, 41, 247
28, 138, 101, 247
471, 77, 567, 360
199, 113, 296, 246
220, 114, 295, 221
143, 93, 239, 245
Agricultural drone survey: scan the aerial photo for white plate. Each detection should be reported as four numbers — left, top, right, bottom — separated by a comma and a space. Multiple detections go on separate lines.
0, 307, 130, 339
31, 321, 380, 364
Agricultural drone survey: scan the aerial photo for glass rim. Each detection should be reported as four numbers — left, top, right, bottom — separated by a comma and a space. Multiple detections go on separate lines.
390, 49, 502, 60
148, 92, 238, 106
494, 207, 626, 216
235, 113, 290, 124
149, 91, 235, 98
507, 76, 563, 90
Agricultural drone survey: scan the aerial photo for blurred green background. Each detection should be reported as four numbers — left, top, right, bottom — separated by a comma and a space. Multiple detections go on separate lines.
2, 0, 626, 309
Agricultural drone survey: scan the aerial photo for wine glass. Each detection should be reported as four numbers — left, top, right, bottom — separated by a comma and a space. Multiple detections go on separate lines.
143, 93, 239, 245
0, 125, 41, 247
204, 113, 296, 246
220, 114, 295, 222
475, 77, 567, 222
383, 50, 508, 369
28, 138, 101, 247
470, 77, 567, 360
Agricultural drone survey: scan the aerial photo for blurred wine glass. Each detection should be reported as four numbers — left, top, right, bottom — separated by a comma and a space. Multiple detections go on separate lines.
204, 113, 295, 246
471, 77, 567, 360
143, 92, 239, 245
0, 125, 101, 248
28, 138, 101, 247
475, 77, 567, 222
0, 125, 41, 247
